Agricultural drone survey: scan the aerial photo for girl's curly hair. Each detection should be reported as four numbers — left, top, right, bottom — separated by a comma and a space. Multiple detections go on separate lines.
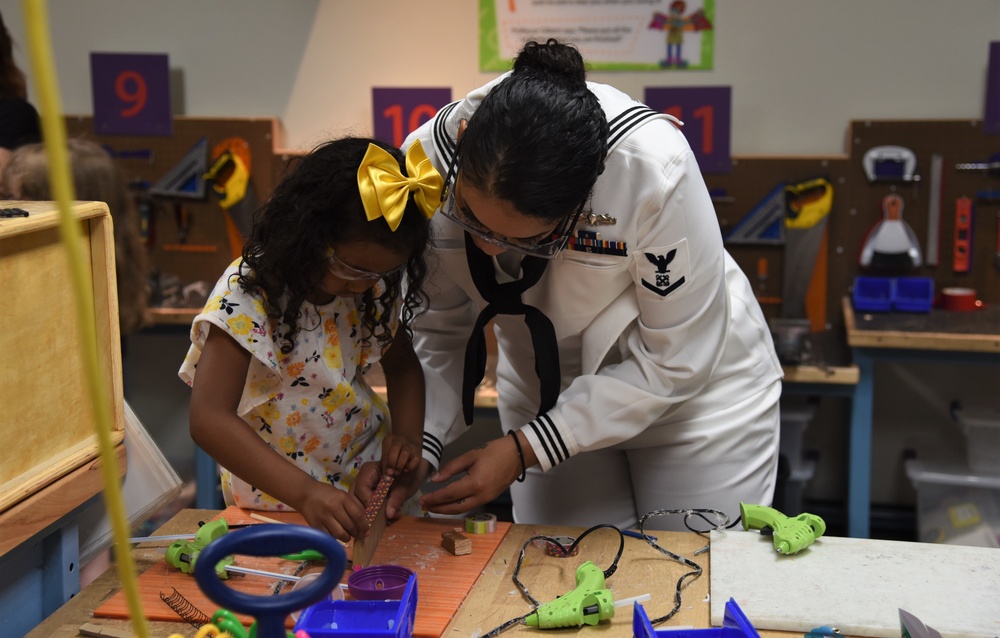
238, 137, 430, 355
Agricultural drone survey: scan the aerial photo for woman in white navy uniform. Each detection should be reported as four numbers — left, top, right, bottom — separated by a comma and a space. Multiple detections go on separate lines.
363, 39, 782, 531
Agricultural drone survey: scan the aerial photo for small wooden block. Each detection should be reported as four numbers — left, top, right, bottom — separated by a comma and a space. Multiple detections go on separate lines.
441, 531, 472, 556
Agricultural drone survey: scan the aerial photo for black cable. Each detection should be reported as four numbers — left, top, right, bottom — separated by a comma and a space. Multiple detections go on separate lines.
482, 524, 625, 637
637, 508, 732, 625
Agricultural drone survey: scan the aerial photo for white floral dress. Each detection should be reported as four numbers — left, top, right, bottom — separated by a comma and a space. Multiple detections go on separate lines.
179, 259, 396, 511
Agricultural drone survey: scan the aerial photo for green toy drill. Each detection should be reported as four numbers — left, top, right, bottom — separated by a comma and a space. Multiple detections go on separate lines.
740, 502, 826, 554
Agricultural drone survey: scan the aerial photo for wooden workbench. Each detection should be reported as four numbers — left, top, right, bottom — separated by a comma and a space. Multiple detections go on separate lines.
25, 509, 794, 638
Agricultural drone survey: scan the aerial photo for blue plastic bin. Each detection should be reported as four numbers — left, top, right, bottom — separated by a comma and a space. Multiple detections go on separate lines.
853, 276, 893, 312
294, 573, 417, 638
892, 277, 934, 313
632, 597, 760, 638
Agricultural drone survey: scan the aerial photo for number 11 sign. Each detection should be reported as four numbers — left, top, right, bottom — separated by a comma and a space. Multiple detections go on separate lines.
91, 52, 172, 136
644, 86, 731, 174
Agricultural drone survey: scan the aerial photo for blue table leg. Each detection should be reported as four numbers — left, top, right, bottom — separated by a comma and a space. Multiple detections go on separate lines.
849, 348, 874, 538
195, 445, 224, 509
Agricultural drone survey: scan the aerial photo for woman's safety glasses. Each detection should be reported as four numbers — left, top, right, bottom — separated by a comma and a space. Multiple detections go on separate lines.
438, 149, 582, 259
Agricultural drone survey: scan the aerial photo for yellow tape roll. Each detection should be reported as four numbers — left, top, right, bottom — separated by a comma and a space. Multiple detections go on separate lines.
465, 513, 498, 534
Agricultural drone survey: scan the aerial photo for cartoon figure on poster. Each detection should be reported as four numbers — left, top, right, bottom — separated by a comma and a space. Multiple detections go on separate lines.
649, 1, 713, 68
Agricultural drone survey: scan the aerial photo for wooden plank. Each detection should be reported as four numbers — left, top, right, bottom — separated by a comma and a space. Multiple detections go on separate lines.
352, 474, 392, 567
782, 363, 859, 385
0, 201, 125, 514
0, 443, 126, 558
445, 524, 714, 638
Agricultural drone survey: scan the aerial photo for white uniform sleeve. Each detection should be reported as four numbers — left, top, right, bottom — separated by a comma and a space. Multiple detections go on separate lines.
521, 129, 734, 470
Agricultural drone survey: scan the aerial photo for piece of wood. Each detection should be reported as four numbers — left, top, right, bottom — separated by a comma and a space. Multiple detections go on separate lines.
445, 523, 716, 637
365, 515, 511, 637
79, 622, 133, 638
0, 443, 126, 558
781, 363, 859, 385
0, 201, 125, 514
441, 531, 472, 555
352, 473, 393, 567
710, 528, 1000, 638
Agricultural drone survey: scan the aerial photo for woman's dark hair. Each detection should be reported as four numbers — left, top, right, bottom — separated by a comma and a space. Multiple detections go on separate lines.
0, 11, 27, 99
460, 39, 609, 223
239, 137, 430, 355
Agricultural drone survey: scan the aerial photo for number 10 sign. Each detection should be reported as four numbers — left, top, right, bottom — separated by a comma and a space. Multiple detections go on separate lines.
90, 52, 172, 136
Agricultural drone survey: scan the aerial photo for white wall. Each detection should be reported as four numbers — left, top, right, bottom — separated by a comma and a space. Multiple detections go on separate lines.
5, 0, 999, 155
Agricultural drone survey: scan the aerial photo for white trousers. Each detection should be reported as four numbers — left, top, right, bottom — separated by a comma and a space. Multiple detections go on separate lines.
509, 379, 781, 531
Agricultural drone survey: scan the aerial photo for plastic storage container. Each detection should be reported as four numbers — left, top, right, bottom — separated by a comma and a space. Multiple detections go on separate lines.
294, 573, 417, 638
905, 459, 1000, 548
892, 277, 934, 312
852, 276, 892, 312
954, 406, 1000, 476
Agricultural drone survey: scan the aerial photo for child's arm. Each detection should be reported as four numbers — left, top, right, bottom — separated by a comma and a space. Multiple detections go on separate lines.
190, 324, 368, 541
378, 328, 426, 477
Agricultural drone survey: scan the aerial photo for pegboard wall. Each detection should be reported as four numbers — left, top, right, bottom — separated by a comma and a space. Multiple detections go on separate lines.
64, 116, 285, 306
65, 117, 999, 356
847, 120, 999, 299
706, 119, 1000, 364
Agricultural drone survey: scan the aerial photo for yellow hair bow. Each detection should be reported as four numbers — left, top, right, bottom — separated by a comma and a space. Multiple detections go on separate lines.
357, 139, 443, 231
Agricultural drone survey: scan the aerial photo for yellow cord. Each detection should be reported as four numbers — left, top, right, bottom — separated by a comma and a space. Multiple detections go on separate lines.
21, 1, 150, 636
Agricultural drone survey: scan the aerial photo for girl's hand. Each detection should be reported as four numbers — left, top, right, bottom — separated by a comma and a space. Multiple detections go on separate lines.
380, 433, 422, 476
352, 459, 432, 520
295, 482, 369, 542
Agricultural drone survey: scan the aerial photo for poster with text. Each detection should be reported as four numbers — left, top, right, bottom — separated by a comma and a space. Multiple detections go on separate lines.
480, 0, 714, 71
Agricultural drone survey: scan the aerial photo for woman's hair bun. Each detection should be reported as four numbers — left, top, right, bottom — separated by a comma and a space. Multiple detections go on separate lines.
512, 39, 586, 85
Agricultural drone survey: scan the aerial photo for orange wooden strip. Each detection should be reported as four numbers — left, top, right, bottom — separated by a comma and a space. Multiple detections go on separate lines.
94, 508, 511, 637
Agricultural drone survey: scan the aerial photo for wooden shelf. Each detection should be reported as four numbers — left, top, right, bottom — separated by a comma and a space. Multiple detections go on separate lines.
146, 307, 199, 327
782, 363, 859, 385
843, 296, 1000, 353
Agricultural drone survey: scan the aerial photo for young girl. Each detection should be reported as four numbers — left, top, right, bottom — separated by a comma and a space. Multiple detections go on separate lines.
179, 137, 440, 541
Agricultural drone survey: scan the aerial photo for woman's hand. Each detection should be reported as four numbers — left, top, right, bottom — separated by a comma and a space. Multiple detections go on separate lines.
352, 458, 433, 520
419, 435, 522, 515
294, 482, 369, 542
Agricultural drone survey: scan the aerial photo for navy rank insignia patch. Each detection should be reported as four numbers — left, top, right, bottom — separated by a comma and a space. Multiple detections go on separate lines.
567, 229, 627, 256
640, 239, 690, 298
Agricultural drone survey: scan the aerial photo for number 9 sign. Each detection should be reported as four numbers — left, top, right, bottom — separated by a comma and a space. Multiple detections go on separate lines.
91, 52, 172, 136
373, 88, 452, 148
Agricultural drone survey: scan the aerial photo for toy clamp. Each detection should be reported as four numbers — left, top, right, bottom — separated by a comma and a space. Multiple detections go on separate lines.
194, 524, 347, 638
165, 518, 232, 578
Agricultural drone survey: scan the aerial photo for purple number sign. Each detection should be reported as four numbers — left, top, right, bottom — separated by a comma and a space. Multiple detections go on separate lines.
373, 88, 452, 147
90, 52, 171, 136
644, 86, 731, 174
984, 42, 1000, 134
